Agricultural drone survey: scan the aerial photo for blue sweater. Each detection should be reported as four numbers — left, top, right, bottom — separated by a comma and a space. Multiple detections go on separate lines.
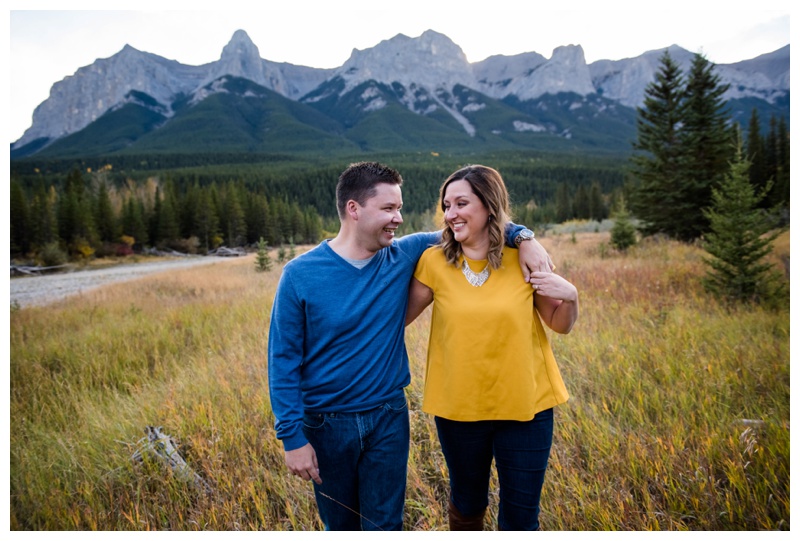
268, 225, 525, 451
268, 233, 439, 451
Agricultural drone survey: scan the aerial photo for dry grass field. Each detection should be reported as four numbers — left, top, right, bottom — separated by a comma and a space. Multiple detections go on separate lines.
9, 232, 790, 530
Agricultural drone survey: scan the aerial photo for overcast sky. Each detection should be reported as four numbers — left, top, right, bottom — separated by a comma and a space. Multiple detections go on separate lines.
6, 0, 792, 144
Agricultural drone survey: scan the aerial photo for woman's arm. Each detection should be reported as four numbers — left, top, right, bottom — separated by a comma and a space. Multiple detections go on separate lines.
406, 277, 434, 326
530, 271, 579, 334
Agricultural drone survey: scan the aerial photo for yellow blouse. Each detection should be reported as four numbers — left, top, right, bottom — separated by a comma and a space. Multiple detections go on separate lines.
413, 245, 569, 421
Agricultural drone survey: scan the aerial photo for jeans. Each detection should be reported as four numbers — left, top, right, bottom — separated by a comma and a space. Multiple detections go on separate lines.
435, 408, 554, 531
302, 395, 410, 530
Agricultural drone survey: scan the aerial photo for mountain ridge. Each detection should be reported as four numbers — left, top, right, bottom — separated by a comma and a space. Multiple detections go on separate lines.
11, 29, 789, 157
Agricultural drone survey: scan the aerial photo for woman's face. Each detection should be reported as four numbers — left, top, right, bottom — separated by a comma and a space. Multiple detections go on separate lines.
442, 179, 491, 248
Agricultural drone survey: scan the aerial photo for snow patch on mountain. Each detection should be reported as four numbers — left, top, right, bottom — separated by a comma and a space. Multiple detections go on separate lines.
513, 120, 546, 133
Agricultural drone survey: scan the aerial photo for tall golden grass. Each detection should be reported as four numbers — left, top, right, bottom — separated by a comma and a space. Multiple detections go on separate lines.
9, 233, 790, 530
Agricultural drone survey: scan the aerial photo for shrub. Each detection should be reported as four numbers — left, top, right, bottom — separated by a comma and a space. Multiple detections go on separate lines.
37, 242, 68, 267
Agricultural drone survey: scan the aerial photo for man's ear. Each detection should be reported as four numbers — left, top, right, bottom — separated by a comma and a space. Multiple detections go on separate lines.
347, 200, 359, 220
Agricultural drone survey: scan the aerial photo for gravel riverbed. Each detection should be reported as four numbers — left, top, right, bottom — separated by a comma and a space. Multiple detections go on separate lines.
10, 256, 238, 308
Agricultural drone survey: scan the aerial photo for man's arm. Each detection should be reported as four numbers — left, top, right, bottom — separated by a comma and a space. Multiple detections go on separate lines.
268, 270, 322, 483
401, 225, 553, 279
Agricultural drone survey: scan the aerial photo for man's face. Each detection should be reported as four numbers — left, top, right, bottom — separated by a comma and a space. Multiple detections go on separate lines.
354, 183, 403, 253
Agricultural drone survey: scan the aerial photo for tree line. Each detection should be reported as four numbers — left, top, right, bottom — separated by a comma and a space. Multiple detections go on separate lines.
628, 51, 789, 242
9, 51, 788, 269
10, 165, 324, 264
9, 153, 631, 263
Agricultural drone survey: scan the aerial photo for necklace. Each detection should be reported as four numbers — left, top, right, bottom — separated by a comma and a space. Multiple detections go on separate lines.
462, 260, 490, 287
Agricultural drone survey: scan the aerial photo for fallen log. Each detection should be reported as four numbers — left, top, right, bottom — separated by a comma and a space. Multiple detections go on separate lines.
10, 264, 69, 276
131, 426, 212, 493
143, 247, 190, 257
207, 246, 247, 257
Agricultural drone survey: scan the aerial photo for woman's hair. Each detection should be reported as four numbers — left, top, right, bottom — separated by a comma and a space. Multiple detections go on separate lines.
438, 164, 511, 269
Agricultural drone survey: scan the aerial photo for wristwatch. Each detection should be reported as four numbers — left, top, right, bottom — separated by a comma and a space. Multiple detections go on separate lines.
514, 228, 535, 247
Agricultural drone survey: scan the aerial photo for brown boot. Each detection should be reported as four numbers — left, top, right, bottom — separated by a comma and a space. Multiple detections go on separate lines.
448, 499, 485, 531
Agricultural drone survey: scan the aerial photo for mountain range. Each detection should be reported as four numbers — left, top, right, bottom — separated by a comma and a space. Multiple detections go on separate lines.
10, 29, 790, 159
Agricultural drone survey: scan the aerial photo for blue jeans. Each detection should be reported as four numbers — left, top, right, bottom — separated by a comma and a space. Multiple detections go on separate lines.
302, 395, 410, 530
435, 408, 554, 531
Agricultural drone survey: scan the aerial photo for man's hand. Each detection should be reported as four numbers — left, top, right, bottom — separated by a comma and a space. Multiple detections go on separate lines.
518, 238, 554, 281
285, 443, 322, 484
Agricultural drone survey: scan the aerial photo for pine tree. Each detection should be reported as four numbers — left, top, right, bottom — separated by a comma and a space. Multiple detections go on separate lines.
701, 144, 785, 305
194, 188, 219, 252
93, 180, 117, 243
555, 183, 573, 223
58, 169, 97, 252
156, 189, 180, 248
629, 51, 687, 238
121, 196, 148, 249
10, 180, 30, 255
245, 193, 270, 245
149, 186, 163, 247
746, 109, 766, 197
610, 198, 637, 251
589, 181, 607, 221
254, 237, 273, 272
573, 184, 591, 220
302, 209, 323, 244
772, 115, 790, 209
180, 184, 200, 239
29, 186, 60, 250
764, 116, 778, 191
220, 182, 247, 246
678, 53, 734, 240
630, 52, 734, 242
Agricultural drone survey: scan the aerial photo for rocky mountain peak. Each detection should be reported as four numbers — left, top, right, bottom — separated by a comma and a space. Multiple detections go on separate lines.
550, 44, 588, 67
206, 29, 267, 85
336, 29, 475, 92
477, 44, 594, 100
219, 29, 261, 62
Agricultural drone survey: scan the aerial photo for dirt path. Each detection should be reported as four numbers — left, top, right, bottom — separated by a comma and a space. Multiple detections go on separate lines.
9, 256, 241, 308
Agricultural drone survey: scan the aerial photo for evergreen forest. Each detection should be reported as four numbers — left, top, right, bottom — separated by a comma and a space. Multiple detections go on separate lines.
9, 53, 790, 264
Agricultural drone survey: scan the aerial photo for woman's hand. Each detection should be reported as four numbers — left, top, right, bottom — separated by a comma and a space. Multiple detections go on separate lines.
531, 271, 579, 334
529, 271, 577, 303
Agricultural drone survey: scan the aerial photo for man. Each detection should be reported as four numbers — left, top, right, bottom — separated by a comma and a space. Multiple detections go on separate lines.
268, 162, 551, 530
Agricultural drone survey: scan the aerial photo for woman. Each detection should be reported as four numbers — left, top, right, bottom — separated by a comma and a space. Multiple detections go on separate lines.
406, 165, 579, 531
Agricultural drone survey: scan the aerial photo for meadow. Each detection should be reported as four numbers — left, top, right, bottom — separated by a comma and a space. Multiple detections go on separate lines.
9, 230, 790, 531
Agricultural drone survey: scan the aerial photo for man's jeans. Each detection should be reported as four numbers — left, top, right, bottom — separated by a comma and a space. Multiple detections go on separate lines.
435, 408, 554, 531
302, 395, 410, 530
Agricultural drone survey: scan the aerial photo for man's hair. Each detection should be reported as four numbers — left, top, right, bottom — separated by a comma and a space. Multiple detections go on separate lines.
438, 164, 511, 270
336, 162, 403, 220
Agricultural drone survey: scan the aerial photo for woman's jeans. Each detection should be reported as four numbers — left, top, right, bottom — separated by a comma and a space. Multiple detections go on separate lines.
435, 408, 554, 531
302, 395, 410, 531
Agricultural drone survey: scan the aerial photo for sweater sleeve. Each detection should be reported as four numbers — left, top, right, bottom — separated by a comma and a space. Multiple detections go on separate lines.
505, 222, 525, 247
396, 231, 441, 262
267, 268, 310, 452
401, 224, 523, 251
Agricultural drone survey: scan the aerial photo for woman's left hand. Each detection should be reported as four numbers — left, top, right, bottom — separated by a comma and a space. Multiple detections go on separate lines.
529, 271, 577, 303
